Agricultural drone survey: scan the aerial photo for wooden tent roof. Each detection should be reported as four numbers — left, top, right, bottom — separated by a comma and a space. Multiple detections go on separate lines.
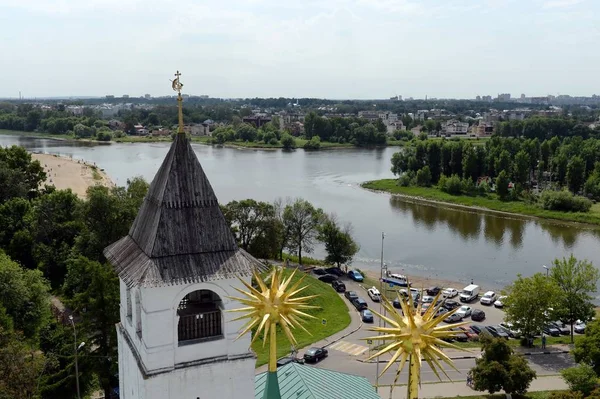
104, 134, 263, 287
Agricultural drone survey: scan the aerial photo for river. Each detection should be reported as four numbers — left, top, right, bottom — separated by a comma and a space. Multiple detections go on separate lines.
2, 134, 600, 295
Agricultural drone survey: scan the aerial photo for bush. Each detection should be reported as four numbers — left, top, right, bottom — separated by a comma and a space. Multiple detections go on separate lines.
398, 171, 415, 187
281, 133, 296, 150
440, 174, 462, 195
268, 138, 278, 145
547, 392, 584, 399
560, 364, 599, 396
303, 136, 321, 150
478, 181, 491, 195
461, 178, 477, 196
416, 166, 432, 187
539, 190, 592, 212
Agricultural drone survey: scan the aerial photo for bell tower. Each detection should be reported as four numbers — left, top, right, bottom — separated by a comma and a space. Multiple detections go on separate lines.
104, 72, 263, 399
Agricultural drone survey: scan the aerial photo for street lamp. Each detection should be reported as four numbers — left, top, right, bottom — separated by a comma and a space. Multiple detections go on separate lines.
68, 315, 83, 399
543, 265, 549, 278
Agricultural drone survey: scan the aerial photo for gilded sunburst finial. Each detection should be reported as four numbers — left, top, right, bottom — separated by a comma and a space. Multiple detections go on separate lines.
364, 291, 470, 398
228, 266, 319, 373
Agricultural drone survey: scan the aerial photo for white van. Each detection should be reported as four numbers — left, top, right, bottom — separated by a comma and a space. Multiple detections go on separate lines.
459, 284, 480, 303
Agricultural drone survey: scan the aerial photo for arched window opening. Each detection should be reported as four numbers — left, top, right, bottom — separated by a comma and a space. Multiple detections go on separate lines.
177, 290, 223, 344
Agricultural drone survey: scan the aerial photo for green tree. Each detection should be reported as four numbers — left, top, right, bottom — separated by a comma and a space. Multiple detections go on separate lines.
317, 214, 359, 267
495, 170, 510, 199
283, 199, 323, 264
573, 319, 600, 374
426, 141, 442, 182
235, 123, 257, 142
560, 364, 598, 396
470, 336, 536, 394
416, 166, 432, 187
222, 199, 276, 253
63, 256, 119, 399
0, 252, 50, 340
567, 156, 586, 193
554, 153, 569, 185
503, 273, 560, 341
550, 255, 599, 343
494, 150, 512, 177
280, 133, 296, 150
462, 145, 479, 182
513, 150, 531, 186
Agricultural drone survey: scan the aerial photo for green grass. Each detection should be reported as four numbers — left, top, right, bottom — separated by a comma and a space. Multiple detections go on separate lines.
362, 179, 600, 226
281, 253, 328, 266
251, 268, 351, 367
91, 166, 102, 181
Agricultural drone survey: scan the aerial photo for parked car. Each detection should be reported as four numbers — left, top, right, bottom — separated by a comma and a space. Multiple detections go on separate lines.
361, 309, 374, 323
352, 297, 368, 311
325, 267, 344, 277
542, 324, 561, 337
332, 280, 346, 293
348, 270, 364, 282
435, 307, 449, 318
444, 313, 463, 323
552, 321, 570, 335
393, 298, 402, 309
303, 347, 328, 363
499, 322, 521, 338
479, 291, 497, 306
443, 300, 460, 310
313, 268, 328, 276
455, 306, 472, 319
442, 288, 458, 298
450, 328, 469, 342
469, 325, 485, 335
471, 309, 486, 321
494, 296, 507, 308
318, 274, 338, 283
367, 287, 381, 302
459, 284, 481, 303
422, 295, 435, 304
276, 356, 305, 367
426, 286, 442, 296
574, 321, 586, 334
458, 326, 479, 340
486, 326, 509, 339
344, 291, 359, 302
421, 303, 432, 315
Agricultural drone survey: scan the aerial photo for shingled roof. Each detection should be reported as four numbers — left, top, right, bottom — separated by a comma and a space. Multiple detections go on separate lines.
104, 134, 264, 287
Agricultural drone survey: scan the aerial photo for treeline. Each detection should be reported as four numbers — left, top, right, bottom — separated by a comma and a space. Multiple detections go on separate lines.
303, 112, 388, 146
496, 117, 599, 140
391, 136, 600, 211
209, 119, 300, 149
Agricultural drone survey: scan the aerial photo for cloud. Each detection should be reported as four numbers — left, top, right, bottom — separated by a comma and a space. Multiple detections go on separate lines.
542, 0, 585, 9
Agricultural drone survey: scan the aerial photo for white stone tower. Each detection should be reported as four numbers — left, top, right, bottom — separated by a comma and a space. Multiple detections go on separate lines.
104, 131, 263, 399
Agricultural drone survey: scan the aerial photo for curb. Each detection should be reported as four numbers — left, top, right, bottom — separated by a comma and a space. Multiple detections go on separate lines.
323, 312, 363, 349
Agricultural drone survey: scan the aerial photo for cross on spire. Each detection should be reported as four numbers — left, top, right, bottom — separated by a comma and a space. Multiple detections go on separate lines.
172, 70, 185, 134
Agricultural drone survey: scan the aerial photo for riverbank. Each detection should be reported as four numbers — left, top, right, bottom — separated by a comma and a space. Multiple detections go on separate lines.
362, 179, 600, 226
31, 153, 115, 198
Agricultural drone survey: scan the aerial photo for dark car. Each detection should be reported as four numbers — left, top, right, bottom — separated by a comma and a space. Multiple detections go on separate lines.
345, 291, 359, 302
552, 321, 570, 335
276, 356, 305, 367
543, 324, 561, 337
450, 327, 469, 342
325, 267, 344, 277
303, 347, 328, 363
318, 274, 338, 283
471, 309, 486, 322
443, 300, 460, 310
469, 325, 485, 335
332, 280, 346, 293
361, 309, 374, 323
426, 286, 442, 296
352, 297, 368, 311
458, 326, 479, 340
393, 298, 402, 309
313, 268, 328, 276
486, 326, 509, 339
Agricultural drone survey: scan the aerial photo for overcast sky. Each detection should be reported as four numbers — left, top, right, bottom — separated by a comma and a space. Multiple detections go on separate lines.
0, 0, 598, 99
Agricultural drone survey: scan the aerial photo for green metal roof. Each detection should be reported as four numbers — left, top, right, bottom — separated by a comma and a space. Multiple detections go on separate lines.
255, 363, 381, 399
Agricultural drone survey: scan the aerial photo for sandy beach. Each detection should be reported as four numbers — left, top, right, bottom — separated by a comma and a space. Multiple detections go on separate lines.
31, 153, 115, 198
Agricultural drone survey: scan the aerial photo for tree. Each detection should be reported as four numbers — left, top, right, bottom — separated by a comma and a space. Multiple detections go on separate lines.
503, 273, 560, 341
222, 199, 276, 252
550, 255, 599, 343
0, 252, 50, 339
470, 336, 536, 394
416, 166, 432, 187
495, 170, 510, 199
235, 123, 257, 142
567, 156, 586, 193
280, 133, 296, 150
494, 150, 512, 177
573, 318, 600, 374
63, 256, 119, 399
426, 141, 442, 182
318, 214, 359, 267
560, 364, 598, 396
283, 199, 323, 264
513, 150, 531, 186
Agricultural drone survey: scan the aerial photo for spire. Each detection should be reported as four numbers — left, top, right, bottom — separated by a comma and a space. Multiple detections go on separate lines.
172, 70, 185, 135
103, 71, 264, 287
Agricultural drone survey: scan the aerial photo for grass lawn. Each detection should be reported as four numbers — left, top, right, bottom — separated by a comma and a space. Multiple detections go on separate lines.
362, 179, 600, 226
251, 268, 351, 367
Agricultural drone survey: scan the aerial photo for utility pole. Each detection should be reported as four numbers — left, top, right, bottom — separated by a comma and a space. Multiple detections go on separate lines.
69, 315, 81, 399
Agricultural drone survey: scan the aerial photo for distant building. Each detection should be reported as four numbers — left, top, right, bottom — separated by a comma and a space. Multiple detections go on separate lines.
357, 111, 379, 121
133, 124, 149, 135
497, 93, 511, 102
144, 94, 152, 99
122, 94, 130, 99
66, 105, 84, 116
106, 95, 115, 100
476, 95, 481, 101
442, 119, 469, 136
242, 115, 272, 128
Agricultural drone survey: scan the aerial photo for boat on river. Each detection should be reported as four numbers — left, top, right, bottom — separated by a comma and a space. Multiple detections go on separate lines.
381, 272, 411, 287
